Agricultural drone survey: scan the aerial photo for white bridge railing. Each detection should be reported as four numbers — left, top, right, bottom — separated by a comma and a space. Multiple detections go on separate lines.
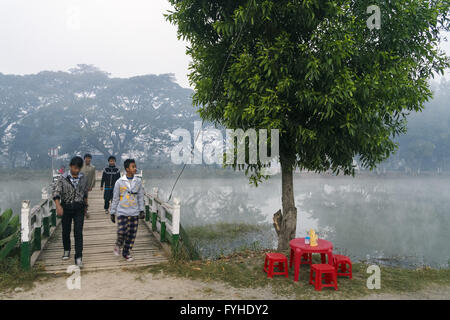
20, 185, 57, 270
131, 172, 179, 242
137, 171, 198, 259
143, 188, 180, 246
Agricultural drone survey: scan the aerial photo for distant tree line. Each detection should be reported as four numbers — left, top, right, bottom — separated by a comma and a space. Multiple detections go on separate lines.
0, 65, 449, 172
0, 64, 199, 169
370, 79, 450, 172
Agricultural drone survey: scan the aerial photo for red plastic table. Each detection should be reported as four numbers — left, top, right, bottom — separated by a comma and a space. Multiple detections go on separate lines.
289, 238, 334, 282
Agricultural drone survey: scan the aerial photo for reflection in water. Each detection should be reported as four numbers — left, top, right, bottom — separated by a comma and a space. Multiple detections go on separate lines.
148, 178, 276, 258
148, 174, 450, 267
1, 171, 448, 267
298, 177, 450, 268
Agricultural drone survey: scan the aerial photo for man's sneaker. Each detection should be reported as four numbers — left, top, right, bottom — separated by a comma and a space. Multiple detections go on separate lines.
85, 211, 90, 219
123, 254, 134, 262
105, 209, 109, 215
62, 250, 70, 260
75, 257, 83, 268
114, 246, 121, 256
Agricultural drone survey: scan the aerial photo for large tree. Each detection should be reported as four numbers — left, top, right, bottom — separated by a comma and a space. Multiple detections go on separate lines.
166, 0, 450, 249
0, 68, 198, 167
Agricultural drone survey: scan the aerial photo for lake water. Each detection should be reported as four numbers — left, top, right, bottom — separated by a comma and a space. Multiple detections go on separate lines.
0, 171, 53, 217
147, 173, 450, 268
1, 170, 449, 268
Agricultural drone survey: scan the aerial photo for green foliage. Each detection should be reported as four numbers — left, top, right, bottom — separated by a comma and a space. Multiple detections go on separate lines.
166, 0, 450, 183
0, 209, 20, 261
179, 224, 201, 261
185, 222, 265, 241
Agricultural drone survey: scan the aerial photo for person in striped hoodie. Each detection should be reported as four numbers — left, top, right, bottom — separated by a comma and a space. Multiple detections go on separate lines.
52, 156, 89, 267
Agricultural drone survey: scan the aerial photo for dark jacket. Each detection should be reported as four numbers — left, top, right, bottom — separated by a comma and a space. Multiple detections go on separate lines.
101, 165, 121, 189
52, 171, 89, 209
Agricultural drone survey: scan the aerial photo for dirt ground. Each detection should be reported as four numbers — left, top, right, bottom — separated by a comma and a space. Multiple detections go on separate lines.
0, 269, 286, 300
360, 284, 450, 300
1, 269, 449, 300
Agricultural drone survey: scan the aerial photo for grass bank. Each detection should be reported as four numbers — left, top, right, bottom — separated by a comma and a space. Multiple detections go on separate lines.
180, 223, 275, 260
0, 256, 46, 292
143, 248, 450, 299
185, 223, 269, 242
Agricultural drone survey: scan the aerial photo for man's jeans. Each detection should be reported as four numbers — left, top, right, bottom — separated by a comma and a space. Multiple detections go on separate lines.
104, 188, 114, 210
61, 205, 85, 260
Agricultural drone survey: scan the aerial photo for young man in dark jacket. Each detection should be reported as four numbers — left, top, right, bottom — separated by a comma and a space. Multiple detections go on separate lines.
52, 156, 89, 267
101, 156, 121, 214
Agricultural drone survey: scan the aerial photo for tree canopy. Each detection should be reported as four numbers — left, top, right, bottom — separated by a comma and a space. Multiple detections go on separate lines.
167, 0, 450, 178
166, 0, 450, 249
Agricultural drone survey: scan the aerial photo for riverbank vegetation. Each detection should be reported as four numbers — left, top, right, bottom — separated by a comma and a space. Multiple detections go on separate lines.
0, 257, 44, 292
1, 244, 449, 299
144, 248, 450, 299
185, 223, 268, 242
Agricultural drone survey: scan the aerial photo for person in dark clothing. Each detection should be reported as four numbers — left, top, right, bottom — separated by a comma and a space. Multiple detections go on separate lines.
52, 156, 89, 267
101, 156, 121, 214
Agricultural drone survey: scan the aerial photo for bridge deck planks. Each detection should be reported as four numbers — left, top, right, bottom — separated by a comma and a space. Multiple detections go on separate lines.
35, 181, 168, 274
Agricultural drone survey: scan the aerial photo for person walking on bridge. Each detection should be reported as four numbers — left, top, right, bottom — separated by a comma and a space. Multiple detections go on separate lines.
101, 156, 120, 214
52, 156, 89, 268
109, 159, 145, 261
80, 153, 96, 219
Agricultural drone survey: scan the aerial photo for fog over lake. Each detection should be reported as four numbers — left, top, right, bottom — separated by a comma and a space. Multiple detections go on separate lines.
0, 172, 52, 217
2, 170, 449, 268
148, 172, 450, 268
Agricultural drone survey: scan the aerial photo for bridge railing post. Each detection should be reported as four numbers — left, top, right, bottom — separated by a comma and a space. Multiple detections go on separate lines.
51, 205, 57, 227
42, 187, 50, 237
171, 198, 180, 246
32, 187, 50, 251
19, 184, 59, 270
144, 198, 150, 222
51, 171, 59, 227
33, 206, 42, 252
20, 200, 31, 270
160, 206, 166, 243
151, 187, 158, 232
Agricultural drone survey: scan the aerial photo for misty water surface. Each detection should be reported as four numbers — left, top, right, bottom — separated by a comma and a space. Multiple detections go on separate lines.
147, 173, 450, 268
1, 170, 449, 268
0, 171, 52, 217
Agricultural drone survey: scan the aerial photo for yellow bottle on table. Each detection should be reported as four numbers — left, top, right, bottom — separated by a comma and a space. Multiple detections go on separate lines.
309, 229, 318, 247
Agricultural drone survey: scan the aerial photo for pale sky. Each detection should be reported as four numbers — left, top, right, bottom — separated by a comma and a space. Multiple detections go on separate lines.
0, 0, 193, 88
0, 0, 449, 89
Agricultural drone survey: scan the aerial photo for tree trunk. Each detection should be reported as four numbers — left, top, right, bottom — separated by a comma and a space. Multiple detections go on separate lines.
273, 154, 297, 251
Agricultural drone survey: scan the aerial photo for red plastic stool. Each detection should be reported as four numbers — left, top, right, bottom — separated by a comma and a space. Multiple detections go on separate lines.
333, 254, 352, 279
263, 253, 289, 278
309, 264, 338, 291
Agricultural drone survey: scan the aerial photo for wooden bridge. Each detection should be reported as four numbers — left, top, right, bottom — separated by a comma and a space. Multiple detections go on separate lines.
19, 171, 192, 274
